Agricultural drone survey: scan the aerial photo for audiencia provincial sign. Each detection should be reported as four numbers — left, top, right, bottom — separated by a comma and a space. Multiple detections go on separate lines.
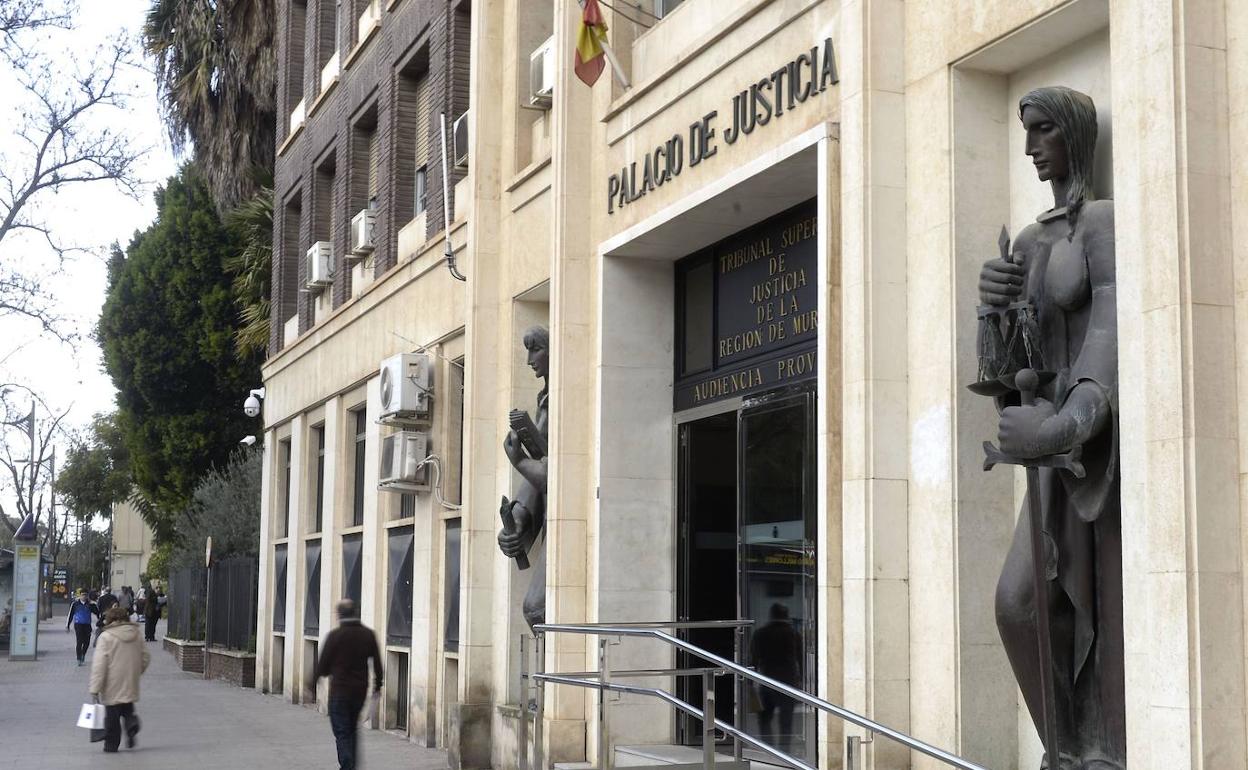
607, 38, 838, 214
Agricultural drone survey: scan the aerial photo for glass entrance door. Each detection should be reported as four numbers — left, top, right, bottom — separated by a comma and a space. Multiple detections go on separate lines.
675, 386, 817, 759
739, 389, 816, 762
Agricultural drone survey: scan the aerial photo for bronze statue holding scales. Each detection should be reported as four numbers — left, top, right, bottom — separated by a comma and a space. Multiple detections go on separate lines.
971, 87, 1125, 770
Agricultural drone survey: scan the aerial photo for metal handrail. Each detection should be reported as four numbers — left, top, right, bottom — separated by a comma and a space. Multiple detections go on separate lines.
534, 622, 988, 770
535, 672, 810, 770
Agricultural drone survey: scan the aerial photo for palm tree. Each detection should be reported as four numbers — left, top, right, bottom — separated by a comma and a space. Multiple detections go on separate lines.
224, 184, 273, 358
143, 0, 276, 212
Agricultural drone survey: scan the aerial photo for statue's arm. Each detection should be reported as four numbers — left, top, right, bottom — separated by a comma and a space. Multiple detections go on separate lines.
1044, 201, 1117, 453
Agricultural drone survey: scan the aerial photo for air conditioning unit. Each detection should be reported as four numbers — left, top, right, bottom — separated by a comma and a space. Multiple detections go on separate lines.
305, 241, 333, 289
378, 352, 433, 421
453, 111, 470, 169
528, 36, 555, 108
349, 208, 375, 257
379, 430, 430, 490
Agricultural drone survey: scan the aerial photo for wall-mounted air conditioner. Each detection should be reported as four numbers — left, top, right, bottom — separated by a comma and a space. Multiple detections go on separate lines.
305, 241, 333, 289
378, 352, 433, 421
357, 0, 380, 38
290, 98, 306, 134
378, 430, 430, 490
528, 36, 555, 108
349, 208, 375, 258
453, 111, 469, 169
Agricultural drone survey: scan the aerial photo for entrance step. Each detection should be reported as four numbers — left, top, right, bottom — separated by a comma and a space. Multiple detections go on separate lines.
553, 745, 786, 770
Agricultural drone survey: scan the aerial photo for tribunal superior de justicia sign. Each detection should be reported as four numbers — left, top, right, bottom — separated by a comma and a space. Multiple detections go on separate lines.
606, 37, 839, 214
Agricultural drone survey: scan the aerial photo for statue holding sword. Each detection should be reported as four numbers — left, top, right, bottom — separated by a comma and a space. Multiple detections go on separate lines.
971, 86, 1124, 770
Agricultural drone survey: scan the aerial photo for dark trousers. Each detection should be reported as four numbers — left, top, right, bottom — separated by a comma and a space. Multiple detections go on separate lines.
144, 615, 158, 641
758, 688, 796, 751
73, 623, 92, 661
328, 695, 366, 770
103, 702, 138, 751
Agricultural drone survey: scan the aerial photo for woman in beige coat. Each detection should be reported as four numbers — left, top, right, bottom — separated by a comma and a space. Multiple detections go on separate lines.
89, 606, 150, 752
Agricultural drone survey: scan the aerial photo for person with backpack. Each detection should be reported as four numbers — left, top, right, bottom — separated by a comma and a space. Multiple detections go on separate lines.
65, 588, 97, 666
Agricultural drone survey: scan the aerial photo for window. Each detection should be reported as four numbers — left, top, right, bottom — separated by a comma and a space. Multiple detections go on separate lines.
386, 526, 414, 645
286, 1, 308, 126
414, 166, 427, 215
443, 519, 461, 652
351, 409, 367, 527
342, 533, 363, 605
399, 493, 415, 519
279, 439, 293, 538
273, 544, 289, 632
655, 0, 684, 17
396, 49, 432, 231
312, 425, 325, 532
305, 539, 322, 635
333, 0, 343, 55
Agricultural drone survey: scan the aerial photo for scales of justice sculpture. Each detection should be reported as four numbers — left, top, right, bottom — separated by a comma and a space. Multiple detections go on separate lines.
970, 87, 1125, 770
496, 325, 550, 629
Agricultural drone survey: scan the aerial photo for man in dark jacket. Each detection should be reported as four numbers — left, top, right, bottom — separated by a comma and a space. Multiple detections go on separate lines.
751, 603, 803, 752
94, 588, 118, 646
309, 599, 383, 770
143, 587, 162, 642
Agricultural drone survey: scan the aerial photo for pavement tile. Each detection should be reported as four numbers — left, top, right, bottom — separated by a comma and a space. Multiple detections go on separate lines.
0, 614, 451, 770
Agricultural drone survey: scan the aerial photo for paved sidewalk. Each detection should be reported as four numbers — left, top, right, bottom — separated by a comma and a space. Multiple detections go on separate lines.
0, 613, 450, 770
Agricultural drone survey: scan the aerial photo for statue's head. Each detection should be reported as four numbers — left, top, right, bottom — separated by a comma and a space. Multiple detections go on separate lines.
1018, 86, 1098, 229
523, 325, 550, 380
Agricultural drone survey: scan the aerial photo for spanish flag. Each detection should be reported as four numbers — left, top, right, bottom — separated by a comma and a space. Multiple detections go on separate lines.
574, 0, 609, 86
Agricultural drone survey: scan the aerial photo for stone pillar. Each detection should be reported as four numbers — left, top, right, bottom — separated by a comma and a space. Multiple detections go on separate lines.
816, 128, 846, 769
1112, 0, 1248, 767
256, 432, 275, 691
543, 0, 595, 761
838, 0, 910, 767
454, 0, 507, 765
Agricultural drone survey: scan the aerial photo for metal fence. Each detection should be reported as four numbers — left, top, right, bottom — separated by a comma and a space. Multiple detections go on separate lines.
167, 567, 207, 642
207, 556, 258, 652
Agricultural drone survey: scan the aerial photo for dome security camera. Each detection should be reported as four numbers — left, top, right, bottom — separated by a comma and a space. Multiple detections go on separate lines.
243, 387, 266, 418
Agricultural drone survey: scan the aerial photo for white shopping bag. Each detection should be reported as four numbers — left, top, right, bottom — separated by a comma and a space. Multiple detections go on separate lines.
77, 703, 104, 730
361, 691, 380, 726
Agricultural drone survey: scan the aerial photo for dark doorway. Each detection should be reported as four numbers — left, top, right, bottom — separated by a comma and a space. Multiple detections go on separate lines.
674, 386, 816, 761
676, 411, 739, 743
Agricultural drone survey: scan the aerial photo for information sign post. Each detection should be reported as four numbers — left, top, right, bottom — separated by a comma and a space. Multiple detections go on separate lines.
10, 543, 41, 661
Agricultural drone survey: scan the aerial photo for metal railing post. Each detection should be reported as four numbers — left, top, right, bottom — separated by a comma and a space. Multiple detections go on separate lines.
535, 631, 546, 770
598, 637, 612, 770
733, 625, 744, 761
519, 634, 529, 770
702, 670, 716, 770
846, 735, 862, 770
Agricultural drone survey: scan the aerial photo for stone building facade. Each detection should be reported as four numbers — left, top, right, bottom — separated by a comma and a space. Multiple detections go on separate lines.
257, 0, 1248, 768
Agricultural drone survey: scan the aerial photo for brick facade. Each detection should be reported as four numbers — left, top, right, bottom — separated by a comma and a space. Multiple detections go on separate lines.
269, 0, 472, 355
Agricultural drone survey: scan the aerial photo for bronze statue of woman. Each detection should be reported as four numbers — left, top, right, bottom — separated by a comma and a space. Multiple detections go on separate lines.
496, 325, 549, 629
977, 87, 1124, 770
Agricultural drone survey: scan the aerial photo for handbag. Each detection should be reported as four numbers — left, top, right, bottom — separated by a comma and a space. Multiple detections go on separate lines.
78, 702, 105, 732
77, 703, 104, 730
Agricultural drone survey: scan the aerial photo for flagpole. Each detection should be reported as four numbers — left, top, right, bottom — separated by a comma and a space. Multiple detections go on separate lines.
577, 0, 630, 89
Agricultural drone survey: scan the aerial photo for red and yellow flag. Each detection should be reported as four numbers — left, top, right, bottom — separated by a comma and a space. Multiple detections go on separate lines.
574, 0, 609, 86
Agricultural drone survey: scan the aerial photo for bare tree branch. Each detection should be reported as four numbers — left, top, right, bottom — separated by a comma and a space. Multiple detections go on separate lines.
0, 25, 145, 341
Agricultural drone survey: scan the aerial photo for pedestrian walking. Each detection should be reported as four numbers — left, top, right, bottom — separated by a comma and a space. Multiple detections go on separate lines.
120, 587, 135, 619
308, 599, 383, 770
750, 603, 803, 753
142, 587, 162, 642
88, 606, 149, 753
94, 588, 118, 646
65, 589, 97, 666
